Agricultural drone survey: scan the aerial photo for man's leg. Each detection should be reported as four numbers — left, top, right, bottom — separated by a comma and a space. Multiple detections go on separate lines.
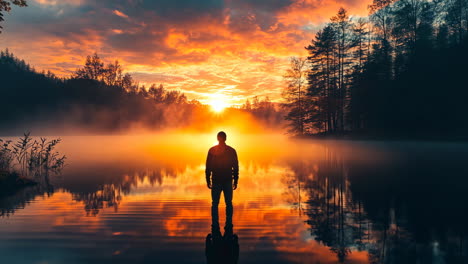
211, 183, 222, 231
223, 181, 233, 231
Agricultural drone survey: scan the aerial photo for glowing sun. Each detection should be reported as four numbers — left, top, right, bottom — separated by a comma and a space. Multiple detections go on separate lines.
209, 99, 228, 113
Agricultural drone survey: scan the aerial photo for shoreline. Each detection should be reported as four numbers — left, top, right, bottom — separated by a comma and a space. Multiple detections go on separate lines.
0, 171, 37, 197
291, 132, 468, 143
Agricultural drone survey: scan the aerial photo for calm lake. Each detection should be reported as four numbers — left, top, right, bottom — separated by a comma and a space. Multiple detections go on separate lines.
1, 134, 468, 264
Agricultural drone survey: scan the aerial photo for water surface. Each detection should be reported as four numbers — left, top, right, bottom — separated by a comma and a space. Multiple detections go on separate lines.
1, 134, 468, 264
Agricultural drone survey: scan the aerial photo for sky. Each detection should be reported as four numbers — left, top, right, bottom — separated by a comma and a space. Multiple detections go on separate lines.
0, 0, 372, 105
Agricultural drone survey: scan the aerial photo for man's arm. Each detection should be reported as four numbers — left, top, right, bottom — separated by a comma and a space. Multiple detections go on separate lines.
205, 150, 212, 189
232, 149, 239, 189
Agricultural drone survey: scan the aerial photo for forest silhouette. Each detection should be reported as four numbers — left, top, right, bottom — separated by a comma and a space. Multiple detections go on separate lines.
282, 0, 468, 139
0, 51, 283, 134
0, 0, 467, 139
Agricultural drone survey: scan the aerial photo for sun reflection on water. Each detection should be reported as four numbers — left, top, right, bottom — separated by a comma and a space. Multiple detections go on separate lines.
0, 133, 398, 263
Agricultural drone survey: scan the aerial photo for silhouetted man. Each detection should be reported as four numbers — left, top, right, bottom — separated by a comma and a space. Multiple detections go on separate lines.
206, 131, 238, 235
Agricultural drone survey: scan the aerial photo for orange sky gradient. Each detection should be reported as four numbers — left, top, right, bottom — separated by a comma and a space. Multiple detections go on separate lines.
0, 0, 372, 106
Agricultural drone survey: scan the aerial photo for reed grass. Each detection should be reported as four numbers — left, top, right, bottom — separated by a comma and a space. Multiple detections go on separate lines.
0, 132, 66, 178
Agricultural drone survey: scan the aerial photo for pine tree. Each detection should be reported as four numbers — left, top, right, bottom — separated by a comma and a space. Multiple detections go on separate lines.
283, 57, 309, 135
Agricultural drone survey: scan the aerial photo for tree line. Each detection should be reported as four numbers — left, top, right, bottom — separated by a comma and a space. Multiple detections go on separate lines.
73, 53, 191, 105
240, 96, 285, 127
283, 0, 468, 138
0, 50, 201, 132
0, 51, 285, 133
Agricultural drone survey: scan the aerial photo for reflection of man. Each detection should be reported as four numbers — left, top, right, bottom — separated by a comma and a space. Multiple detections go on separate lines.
205, 232, 239, 264
205, 131, 239, 235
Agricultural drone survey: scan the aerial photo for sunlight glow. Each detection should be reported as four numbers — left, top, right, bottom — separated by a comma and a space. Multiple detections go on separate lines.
209, 99, 228, 113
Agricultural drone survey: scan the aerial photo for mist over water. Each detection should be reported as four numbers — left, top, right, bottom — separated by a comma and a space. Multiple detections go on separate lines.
0, 105, 286, 136
1, 0, 467, 262
1, 133, 468, 264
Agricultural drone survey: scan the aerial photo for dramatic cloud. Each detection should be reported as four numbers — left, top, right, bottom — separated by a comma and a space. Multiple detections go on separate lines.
0, 0, 372, 105
113, 10, 129, 19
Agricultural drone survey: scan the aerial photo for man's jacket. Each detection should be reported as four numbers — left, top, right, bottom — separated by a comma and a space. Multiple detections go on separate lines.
205, 144, 239, 185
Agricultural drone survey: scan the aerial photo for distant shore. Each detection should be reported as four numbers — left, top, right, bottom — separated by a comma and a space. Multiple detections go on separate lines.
292, 132, 468, 142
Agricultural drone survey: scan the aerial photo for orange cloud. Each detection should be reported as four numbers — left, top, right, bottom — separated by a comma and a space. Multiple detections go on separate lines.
1, 0, 373, 105
113, 10, 129, 19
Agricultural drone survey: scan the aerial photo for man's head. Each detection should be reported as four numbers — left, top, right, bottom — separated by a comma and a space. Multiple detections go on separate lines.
217, 131, 227, 144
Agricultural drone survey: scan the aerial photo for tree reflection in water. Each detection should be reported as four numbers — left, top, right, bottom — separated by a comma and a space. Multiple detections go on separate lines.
72, 184, 124, 216
0, 173, 55, 217
2, 138, 468, 264
0, 167, 171, 217
284, 145, 468, 263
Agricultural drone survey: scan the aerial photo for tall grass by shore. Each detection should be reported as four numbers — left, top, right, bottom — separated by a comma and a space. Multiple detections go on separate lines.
0, 133, 66, 192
